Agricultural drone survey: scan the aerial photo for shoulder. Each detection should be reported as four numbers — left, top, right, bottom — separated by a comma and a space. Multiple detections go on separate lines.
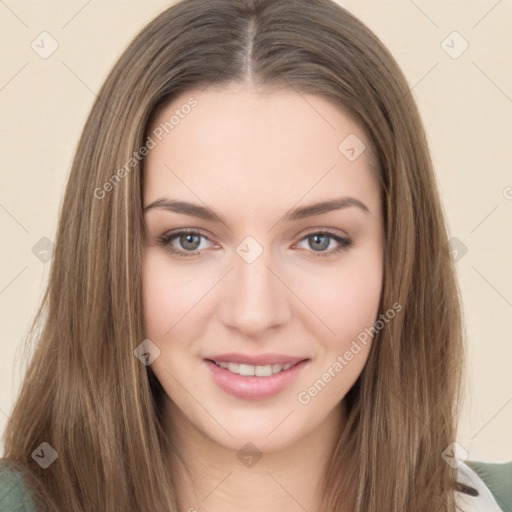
2, 458, 511, 511
456, 459, 512, 512
0, 460, 37, 512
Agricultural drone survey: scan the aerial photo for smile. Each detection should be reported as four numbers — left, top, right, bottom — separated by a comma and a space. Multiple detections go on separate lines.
204, 357, 309, 400
210, 361, 299, 376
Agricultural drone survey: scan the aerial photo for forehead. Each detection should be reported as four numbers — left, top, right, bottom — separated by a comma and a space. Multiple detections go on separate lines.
143, 84, 380, 213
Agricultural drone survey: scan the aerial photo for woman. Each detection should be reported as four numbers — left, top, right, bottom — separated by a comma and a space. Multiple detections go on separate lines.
1, 0, 510, 510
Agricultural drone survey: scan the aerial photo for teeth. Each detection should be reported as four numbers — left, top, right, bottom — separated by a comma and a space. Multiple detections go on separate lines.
214, 361, 296, 376
255, 365, 272, 377
239, 364, 255, 376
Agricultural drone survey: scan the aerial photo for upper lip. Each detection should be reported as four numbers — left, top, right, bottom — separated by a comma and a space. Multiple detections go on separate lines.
205, 353, 308, 366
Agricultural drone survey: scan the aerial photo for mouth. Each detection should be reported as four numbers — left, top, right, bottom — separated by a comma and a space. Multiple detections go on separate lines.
203, 354, 310, 400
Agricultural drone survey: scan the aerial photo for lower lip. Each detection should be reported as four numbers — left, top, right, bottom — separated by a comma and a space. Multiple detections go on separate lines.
204, 359, 309, 400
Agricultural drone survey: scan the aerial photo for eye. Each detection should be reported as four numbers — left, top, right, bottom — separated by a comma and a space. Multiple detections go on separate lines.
156, 228, 353, 259
294, 230, 353, 258
156, 229, 216, 258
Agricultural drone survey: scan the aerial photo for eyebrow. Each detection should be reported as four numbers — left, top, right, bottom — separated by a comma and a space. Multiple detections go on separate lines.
143, 196, 370, 223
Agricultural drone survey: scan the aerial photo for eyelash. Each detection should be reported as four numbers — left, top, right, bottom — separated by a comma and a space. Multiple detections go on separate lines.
156, 228, 353, 259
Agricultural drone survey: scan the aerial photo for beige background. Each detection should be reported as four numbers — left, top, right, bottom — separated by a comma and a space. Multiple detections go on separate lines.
1, 0, 511, 462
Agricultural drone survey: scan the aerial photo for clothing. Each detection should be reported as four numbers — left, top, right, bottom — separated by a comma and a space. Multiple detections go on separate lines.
458, 460, 512, 511
0, 459, 511, 511
0, 460, 37, 512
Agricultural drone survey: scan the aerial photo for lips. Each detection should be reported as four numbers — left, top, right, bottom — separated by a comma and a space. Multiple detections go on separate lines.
203, 353, 310, 400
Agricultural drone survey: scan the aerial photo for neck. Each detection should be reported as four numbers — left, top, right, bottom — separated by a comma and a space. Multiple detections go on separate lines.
163, 399, 348, 512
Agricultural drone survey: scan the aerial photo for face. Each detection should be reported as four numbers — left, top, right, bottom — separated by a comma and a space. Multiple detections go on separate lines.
142, 83, 384, 453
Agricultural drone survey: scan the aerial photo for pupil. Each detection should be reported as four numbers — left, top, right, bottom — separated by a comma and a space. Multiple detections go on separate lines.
310, 234, 329, 251
181, 234, 200, 250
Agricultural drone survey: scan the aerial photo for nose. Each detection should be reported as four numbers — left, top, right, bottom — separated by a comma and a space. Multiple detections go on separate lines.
219, 246, 291, 337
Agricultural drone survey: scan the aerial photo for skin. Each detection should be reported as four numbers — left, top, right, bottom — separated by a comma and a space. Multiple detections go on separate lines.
142, 82, 384, 512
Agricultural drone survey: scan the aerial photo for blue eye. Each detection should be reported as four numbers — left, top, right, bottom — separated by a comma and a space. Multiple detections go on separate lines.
157, 229, 214, 257
156, 229, 352, 258
295, 230, 353, 258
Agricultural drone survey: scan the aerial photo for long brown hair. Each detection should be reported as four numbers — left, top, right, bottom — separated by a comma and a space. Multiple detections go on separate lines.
2, 0, 465, 510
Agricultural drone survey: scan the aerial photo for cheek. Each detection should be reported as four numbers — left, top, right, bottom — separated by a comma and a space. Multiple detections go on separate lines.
295, 263, 382, 406
143, 253, 174, 338
142, 251, 213, 339
299, 255, 383, 347
141, 253, 208, 395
